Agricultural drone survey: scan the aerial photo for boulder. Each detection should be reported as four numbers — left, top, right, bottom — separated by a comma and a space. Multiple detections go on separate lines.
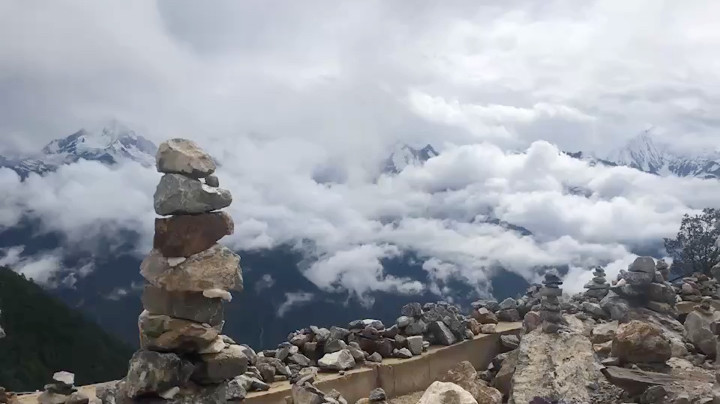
154, 174, 232, 216
153, 212, 234, 258
522, 311, 542, 333
141, 245, 243, 292
125, 350, 194, 398
156, 138, 216, 178
611, 320, 671, 364
192, 345, 249, 384
496, 308, 521, 322
417, 381, 478, 404
404, 319, 426, 336
500, 335, 519, 351
428, 321, 457, 346
318, 350, 355, 371
291, 382, 325, 404
439, 361, 502, 404
509, 328, 599, 404
684, 310, 720, 357
141, 285, 224, 326
138, 310, 219, 353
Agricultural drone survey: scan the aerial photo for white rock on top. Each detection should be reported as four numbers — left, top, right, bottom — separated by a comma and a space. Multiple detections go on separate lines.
53, 371, 75, 386
156, 138, 216, 179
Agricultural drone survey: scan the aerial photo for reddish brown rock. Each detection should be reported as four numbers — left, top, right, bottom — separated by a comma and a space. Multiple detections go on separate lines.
154, 212, 234, 258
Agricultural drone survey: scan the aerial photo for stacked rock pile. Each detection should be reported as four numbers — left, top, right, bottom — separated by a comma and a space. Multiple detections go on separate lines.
584, 266, 610, 300
37, 371, 88, 404
676, 273, 719, 303
103, 139, 251, 403
540, 271, 564, 333
611, 257, 677, 315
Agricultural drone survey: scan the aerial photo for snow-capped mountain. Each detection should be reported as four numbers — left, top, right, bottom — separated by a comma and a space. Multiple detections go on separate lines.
577, 131, 720, 179
1, 121, 157, 178
383, 144, 439, 174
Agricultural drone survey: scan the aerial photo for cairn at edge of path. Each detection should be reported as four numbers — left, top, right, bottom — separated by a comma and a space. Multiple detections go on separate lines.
119, 138, 247, 402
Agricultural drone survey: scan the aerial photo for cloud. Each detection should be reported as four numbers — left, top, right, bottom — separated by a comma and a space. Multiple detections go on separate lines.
0, 246, 62, 285
3, 1, 720, 300
277, 292, 315, 318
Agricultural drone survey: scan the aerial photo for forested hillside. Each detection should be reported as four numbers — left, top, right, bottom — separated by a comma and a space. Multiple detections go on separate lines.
0, 266, 132, 391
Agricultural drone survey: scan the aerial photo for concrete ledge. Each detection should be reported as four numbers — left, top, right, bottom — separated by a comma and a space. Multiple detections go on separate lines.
17, 322, 521, 404
245, 322, 521, 404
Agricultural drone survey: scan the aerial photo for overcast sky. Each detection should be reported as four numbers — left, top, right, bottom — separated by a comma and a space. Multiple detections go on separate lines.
2, 0, 720, 302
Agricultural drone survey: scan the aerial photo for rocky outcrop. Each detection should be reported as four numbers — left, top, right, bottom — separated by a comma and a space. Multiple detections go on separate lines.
439, 361, 501, 404
509, 328, 599, 404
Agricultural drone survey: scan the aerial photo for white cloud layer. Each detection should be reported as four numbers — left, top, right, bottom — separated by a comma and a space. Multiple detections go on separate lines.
2, 1, 720, 297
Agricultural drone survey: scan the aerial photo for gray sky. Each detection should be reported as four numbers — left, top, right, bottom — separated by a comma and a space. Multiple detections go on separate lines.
2, 0, 720, 303
2, 0, 720, 156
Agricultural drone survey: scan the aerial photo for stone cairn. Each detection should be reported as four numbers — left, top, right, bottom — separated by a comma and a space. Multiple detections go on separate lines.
612, 257, 677, 315
106, 139, 247, 403
37, 371, 87, 404
584, 266, 609, 300
540, 271, 564, 333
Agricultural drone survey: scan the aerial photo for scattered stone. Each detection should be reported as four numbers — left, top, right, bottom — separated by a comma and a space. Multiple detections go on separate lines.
439, 361, 502, 404
318, 350, 356, 371
500, 335, 519, 350
406, 336, 424, 356
368, 388, 387, 402
428, 321, 458, 346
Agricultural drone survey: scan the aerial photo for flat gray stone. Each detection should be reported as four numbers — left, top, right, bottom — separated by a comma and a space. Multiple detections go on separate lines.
154, 174, 231, 216
142, 285, 224, 326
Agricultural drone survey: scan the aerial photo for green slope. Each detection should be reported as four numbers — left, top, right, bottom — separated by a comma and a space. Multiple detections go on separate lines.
0, 266, 132, 391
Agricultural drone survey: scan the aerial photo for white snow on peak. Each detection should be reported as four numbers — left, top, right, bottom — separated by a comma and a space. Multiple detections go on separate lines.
384, 143, 439, 174
2, 121, 157, 177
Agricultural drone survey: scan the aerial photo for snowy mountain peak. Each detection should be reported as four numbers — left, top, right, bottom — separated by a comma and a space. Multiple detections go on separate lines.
383, 144, 439, 174
584, 130, 720, 179
1, 122, 157, 178
604, 130, 667, 173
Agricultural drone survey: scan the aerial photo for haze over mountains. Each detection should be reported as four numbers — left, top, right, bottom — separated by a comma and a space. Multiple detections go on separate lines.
0, 122, 717, 348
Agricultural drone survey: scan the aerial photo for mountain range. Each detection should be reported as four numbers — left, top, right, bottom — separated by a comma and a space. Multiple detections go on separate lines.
0, 123, 714, 351
571, 131, 720, 179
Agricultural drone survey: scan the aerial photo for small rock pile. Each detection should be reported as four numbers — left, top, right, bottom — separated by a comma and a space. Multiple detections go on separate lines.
290, 368, 349, 404
676, 272, 719, 304
102, 139, 249, 403
611, 257, 677, 315
38, 371, 88, 404
584, 266, 610, 300
540, 271, 564, 333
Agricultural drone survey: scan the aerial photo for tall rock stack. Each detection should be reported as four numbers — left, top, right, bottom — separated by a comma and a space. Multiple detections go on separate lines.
540, 271, 565, 334
115, 139, 246, 403
584, 266, 609, 300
